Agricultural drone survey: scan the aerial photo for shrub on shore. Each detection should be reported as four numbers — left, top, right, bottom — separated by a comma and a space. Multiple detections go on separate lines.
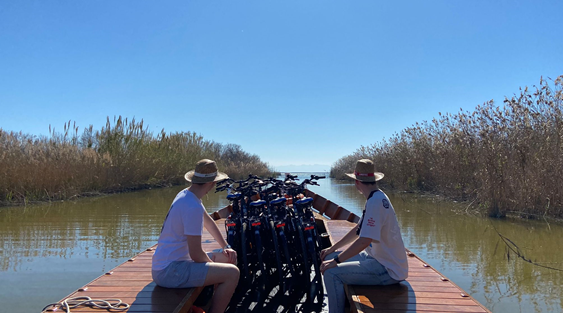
331, 76, 563, 219
0, 116, 274, 206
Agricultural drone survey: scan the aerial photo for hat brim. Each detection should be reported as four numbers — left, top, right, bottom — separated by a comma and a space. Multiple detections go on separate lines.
345, 172, 384, 182
185, 171, 229, 183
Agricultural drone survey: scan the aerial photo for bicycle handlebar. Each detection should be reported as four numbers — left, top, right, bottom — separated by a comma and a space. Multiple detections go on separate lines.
310, 175, 326, 180
285, 173, 299, 180
216, 173, 326, 196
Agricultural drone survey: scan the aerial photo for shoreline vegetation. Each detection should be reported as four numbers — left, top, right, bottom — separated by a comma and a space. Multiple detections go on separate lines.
0, 116, 274, 207
331, 76, 563, 219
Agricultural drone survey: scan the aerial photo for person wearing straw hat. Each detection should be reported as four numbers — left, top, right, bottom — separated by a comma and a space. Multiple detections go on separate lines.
319, 159, 408, 313
152, 159, 239, 313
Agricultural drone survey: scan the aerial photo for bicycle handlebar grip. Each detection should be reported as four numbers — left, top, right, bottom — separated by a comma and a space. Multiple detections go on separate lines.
216, 178, 232, 185
310, 175, 326, 180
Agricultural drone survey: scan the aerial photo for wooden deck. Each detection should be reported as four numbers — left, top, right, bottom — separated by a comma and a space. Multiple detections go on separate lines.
47, 191, 492, 313
44, 220, 224, 313
324, 219, 492, 313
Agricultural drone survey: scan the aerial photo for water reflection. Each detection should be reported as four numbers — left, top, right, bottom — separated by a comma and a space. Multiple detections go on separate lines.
1, 176, 562, 313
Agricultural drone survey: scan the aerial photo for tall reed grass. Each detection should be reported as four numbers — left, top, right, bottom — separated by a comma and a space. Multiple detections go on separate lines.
0, 116, 274, 206
331, 76, 563, 218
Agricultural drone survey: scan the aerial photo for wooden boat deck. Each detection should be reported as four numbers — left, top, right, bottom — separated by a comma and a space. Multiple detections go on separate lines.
44, 220, 224, 313
46, 190, 492, 313
324, 219, 491, 313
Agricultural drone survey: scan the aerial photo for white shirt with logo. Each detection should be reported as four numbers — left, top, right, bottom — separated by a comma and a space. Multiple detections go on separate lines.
152, 189, 205, 271
358, 190, 408, 280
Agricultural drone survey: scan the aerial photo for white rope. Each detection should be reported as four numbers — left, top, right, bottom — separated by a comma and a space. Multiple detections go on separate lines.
41, 296, 130, 313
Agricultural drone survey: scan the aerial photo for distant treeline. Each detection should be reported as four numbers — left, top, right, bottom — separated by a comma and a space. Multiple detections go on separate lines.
0, 116, 274, 206
331, 76, 563, 219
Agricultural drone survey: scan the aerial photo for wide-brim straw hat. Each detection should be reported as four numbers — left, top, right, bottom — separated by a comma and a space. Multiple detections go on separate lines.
345, 159, 384, 182
184, 159, 229, 184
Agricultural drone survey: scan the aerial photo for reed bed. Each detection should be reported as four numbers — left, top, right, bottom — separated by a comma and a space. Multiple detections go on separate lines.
0, 116, 274, 206
331, 76, 563, 218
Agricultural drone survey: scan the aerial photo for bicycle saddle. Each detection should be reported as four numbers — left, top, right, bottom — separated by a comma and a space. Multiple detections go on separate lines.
250, 200, 267, 207
295, 197, 313, 205
227, 193, 242, 200
270, 197, 287, 205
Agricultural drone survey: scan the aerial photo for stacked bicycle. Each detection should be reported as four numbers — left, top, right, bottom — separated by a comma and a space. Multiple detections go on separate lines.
216, 174, 327, 313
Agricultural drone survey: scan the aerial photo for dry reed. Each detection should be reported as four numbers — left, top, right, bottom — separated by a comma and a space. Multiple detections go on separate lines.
0, 116, 274, 206
331, 76, 563, 218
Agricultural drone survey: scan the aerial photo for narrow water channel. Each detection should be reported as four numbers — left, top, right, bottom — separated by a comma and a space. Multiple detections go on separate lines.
0, 175, 561, 312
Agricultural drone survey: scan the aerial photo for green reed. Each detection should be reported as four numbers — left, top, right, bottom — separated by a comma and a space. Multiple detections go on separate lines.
0, 116, 274, 206
331, 76, 563, 218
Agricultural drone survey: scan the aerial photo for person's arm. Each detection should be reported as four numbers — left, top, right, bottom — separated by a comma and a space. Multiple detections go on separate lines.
187, 235, 213, 263
203, 211, 229, 248
320, 224, 359, 260
336, 237, 373, 262
320, 237, 374, 274
203, 211, 237, 264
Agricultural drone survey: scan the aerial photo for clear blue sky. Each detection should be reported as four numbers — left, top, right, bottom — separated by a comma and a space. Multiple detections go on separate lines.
1, 1, 562, 171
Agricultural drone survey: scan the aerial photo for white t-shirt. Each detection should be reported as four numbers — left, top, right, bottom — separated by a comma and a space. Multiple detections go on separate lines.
152, 189, 205, 271
358, 190, 408, 280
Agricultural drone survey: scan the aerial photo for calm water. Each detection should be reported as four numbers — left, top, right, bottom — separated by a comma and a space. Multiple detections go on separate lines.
1, 175, 562, 312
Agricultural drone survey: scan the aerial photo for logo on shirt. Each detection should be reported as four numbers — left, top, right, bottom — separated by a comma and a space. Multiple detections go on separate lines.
382, 199, 390, 209
367, 217, 376, 227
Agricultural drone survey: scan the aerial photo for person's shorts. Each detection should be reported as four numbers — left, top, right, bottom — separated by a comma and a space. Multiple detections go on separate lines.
152, 255, 212, 288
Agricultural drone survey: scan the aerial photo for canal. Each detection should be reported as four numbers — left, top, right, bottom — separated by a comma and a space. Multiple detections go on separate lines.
0, 174, 561, 312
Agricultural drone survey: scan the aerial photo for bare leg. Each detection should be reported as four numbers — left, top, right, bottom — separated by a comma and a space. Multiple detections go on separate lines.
203, 262, 239, 313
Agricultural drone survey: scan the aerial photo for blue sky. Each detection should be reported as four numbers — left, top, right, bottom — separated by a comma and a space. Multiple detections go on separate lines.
1, 1, 562, 171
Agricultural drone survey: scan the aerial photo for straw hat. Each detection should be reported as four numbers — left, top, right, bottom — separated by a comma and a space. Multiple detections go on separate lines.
345, 159, 384, 182
184, 159, 229, 184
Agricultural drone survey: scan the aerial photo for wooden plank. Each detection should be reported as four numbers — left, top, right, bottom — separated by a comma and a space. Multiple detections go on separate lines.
346, 212, 359, 222
311, 193, 329, 214
66, 291, 190, 299
174, 287, 204, 313
333, 206, 344, 220
319, 200, 331, 215
354, 295, 476, 306
347, 284, 489, 313
322, 218, 491, 313
49, 218, 226, 313
323, 202, 341, 219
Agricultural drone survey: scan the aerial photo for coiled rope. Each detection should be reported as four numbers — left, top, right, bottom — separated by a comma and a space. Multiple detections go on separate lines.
41, 296, 130, 313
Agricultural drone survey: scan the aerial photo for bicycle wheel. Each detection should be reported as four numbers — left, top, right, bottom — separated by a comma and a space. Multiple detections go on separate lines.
253, 224, 266, 303
277, 226, 293, 293
270, 220, 284, 284
240, 221, 249, 282
306, 229, 323, 306
295, 219, 310, 283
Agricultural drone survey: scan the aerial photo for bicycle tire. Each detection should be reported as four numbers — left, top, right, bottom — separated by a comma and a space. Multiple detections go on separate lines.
269, 220, 284, 284
253, 225, 265, 303
241, 221, 249, 281
306, 230, 323, 305
278, 226, 293, 293
296, 219, 310, 283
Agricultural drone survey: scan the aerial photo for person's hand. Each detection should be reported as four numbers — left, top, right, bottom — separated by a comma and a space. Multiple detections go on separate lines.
320, 247, 334, 260
320, 259, 337, 274
223, 248, 237, 265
